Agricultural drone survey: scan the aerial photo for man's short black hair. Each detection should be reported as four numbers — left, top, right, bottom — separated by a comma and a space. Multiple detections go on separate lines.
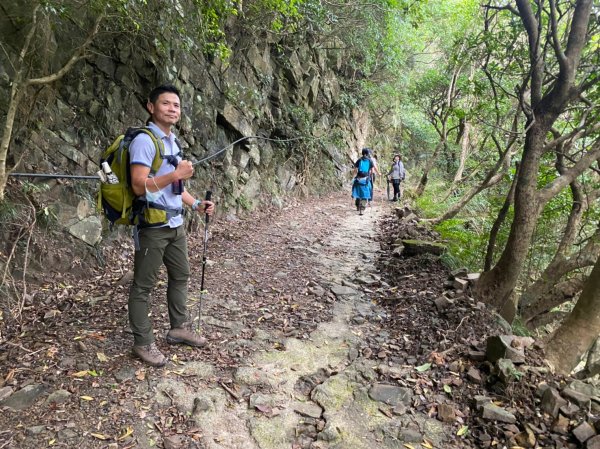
362, 148, 370, 156
148, 84, 180, 104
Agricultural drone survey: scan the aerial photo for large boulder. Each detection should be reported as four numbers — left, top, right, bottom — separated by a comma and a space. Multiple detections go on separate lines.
68, 215, 103, 246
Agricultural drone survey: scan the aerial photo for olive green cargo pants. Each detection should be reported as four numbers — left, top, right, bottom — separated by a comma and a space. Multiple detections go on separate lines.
128, 226, 190, 345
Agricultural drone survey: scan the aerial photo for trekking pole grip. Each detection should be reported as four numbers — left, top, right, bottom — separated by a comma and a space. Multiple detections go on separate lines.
204, 190, 212, 224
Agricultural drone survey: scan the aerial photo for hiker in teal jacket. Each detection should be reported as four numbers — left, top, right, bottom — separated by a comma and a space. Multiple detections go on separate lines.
352, 148, 378, 215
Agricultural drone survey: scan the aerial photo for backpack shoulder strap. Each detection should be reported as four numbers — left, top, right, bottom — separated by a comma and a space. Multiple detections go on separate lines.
174, 137, 184, 158
125, 127, 165, 175
143, 126, 181, 169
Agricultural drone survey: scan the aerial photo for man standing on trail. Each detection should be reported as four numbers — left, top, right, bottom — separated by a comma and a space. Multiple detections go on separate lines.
128, 84, 215, 367
387, 154, 405, 201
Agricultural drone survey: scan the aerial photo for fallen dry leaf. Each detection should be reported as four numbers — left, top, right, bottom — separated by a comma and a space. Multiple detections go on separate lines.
90, 433, 108, 440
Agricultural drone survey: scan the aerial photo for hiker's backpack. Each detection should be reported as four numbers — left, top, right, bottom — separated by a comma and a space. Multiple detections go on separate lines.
97, 127, 166, 227
356, 157, 372, 178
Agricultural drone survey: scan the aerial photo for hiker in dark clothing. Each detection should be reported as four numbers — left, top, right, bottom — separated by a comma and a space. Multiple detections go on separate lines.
387, 154, 405, 201
368, 149, 381, 200
128, 84, 215, 367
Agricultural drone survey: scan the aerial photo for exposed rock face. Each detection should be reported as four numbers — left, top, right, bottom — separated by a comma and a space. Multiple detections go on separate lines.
0, 6, 375, 253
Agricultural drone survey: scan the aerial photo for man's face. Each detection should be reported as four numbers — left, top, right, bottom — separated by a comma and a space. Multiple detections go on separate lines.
147, 92, 181, 128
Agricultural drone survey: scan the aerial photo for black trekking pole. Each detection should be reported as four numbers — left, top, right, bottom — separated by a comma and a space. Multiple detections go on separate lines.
196, 190, 212, 332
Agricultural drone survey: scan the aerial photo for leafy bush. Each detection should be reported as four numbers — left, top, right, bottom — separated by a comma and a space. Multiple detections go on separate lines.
415, 180, 451, 218
416, 180, 495, 271
435, 218, 487, 270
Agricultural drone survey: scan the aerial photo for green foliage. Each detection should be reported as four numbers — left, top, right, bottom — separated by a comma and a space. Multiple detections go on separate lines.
223, 82, 263, 115
415, 181, 450, 218
250, 0, 304, 31
0, 198, 19, 223
416, 180, 502, 271
511, 317, 532, 337
190, 0, 239, 58
236, 194, 252, 210
20, 181, 49, 196
37, 0, 241, 60
241, 0, 320, 40
285, 104, 314, 133
18, 182, 58, 228
435, 218, 487, 270
501, 362, 523, 381
338, 91, 360, 117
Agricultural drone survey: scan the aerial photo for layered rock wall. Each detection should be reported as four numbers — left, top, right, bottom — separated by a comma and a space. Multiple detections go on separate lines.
1, 9, 373, 248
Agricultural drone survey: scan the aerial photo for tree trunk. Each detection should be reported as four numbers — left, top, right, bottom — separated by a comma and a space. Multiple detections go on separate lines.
545, 256, 600, 374
0, 85, 22, 202
528, 310, 568, 330
442, 123, 477, 201
453, 120, 471, 183
475, 125, 545, 314
415, 138, 444, 197
484, 163, 519, 271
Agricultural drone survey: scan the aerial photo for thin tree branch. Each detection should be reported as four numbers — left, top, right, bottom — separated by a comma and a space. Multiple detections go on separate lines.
543, 122, 600, 153
483, 3, 519, 15
539, 140, 600, 203
516, 0, 543, 105
26, 13, 104, 86
549, 0, 568, 70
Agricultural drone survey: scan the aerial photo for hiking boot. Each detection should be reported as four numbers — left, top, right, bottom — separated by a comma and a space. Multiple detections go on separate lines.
166, 323, 207, 347
132, 342, 166, 367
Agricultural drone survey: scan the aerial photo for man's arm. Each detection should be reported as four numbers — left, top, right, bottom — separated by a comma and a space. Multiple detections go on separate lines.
130, 162, 193, 196
371, 160, 381, 176
129, 134, 194, 196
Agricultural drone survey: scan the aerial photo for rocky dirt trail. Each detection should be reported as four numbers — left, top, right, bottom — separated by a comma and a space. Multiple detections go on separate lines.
183, 194, 450, 449
0, 191, 452, 449
3, 189, 596, 449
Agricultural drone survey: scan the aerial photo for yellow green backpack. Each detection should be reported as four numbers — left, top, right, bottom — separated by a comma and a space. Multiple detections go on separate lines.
97, 127, 165, 227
